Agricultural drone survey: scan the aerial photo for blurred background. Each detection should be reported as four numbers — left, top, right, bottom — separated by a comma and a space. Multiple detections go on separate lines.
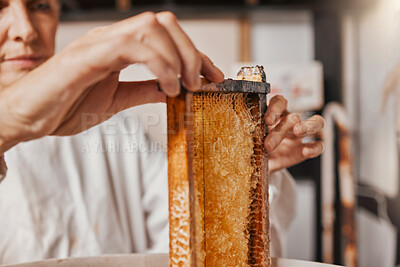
56, 0, 400, 266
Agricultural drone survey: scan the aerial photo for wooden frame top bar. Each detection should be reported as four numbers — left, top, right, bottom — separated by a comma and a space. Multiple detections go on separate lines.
159, 79, 270, 94
182, 79, 270, 94
199, 79, 270, 94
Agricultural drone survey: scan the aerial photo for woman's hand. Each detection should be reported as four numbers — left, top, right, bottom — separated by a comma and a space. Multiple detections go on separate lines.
0, 12, 224, 153
264, 95, 325, 174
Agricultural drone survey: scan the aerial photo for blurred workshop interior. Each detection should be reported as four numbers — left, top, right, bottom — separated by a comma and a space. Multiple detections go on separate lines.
5, 0, 400, 266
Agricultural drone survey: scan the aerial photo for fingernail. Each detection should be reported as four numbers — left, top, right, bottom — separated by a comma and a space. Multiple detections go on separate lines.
306, 147, 314, 156
164, 67, 180, 96
266, 138, 277, 151
296, 124, 306, 135
267, 113, 276, 125
162, 79, 180, 97
214, 67, 225, 82
172, 78, 180, 96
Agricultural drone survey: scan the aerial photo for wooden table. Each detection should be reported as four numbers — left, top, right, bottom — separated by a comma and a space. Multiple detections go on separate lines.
1, 254, 343, 267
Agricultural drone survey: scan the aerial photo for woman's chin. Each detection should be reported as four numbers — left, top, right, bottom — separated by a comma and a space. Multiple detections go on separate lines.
0, 70, 31, 89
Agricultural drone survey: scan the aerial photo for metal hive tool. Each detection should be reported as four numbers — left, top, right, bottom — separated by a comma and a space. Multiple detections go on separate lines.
167, 67, 271, 267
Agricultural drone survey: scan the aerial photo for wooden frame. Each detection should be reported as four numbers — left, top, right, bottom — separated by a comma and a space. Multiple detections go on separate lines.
167, 80, 270, 266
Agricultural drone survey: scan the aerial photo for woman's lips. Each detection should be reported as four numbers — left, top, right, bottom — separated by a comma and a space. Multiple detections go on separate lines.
3, 56, 44, 69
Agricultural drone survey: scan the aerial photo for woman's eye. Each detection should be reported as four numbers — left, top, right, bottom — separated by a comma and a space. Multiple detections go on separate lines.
0, 1, 7, 11
29, 1, 51, 12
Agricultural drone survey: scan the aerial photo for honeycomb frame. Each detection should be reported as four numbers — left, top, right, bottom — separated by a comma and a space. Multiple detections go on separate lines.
167, 78, 270, 267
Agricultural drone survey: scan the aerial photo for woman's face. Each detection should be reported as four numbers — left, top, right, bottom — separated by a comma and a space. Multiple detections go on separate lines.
0, 0, 59, 88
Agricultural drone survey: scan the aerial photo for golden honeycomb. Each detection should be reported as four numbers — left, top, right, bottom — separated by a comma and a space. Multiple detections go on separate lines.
193, 92, 262, 266
168, 66, 269, 267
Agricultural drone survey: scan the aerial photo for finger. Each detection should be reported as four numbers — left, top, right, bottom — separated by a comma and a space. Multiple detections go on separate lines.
264, 113, 301, 153
302, 141, 325, 158
199, 52, 225, 83
119, 41, 180, 96
155, 11, 201, 90
110, 12, 182, 75
264, 95, 288, 126
293, 115, 325, 137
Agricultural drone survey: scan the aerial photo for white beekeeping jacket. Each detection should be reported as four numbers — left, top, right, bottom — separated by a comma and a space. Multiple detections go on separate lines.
0, 108, 296, 265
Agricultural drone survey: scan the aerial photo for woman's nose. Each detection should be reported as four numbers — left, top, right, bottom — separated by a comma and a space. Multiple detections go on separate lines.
8, 7, 38, 43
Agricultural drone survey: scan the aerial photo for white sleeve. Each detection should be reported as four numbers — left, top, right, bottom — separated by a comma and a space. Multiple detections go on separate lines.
0, 155, 6, 183
140, 138, 169, 253
269, 169, 297, 258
